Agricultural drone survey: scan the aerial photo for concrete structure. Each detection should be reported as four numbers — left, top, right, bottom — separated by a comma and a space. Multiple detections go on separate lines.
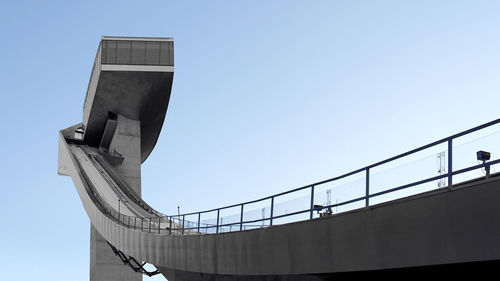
90, 114, 142, 281
61, 36, 174, 281
59, 36, 500, 280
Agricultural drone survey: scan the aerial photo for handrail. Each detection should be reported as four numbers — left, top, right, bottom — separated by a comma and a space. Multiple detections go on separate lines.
172, 117, 500, 218
69, 117, 500, 236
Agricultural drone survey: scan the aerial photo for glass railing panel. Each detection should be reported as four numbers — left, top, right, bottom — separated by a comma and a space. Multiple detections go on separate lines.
312, 171, 365, 218
369, 142, 448, 204
100, 39, 173, 66
242, 198, 272, 229
452, 124, 500, 183
272, 187, 310, 219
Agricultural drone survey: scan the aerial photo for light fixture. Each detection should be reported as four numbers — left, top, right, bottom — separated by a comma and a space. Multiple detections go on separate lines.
476, 150, 491, 177
476, 150, 491, 162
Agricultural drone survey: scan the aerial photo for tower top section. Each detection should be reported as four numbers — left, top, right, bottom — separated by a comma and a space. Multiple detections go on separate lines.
79, 36, 174, 162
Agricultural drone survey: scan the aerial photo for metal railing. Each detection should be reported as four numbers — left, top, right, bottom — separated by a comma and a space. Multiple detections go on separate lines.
163, 118, 500, 235
85, 118, 500, 235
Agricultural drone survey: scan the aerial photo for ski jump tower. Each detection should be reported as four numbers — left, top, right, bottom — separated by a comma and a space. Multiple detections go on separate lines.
58, 36, 174, 280
58, 36, 500, 281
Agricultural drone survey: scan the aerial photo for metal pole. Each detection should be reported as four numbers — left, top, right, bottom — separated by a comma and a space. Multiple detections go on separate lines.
158, 216, 161, 234
240, 204, 244, 231
197, 213, 201, 233
149, 218, 151, 233
310, 185, 315, 219
448, 139, 453, 190
141, 218, 143, 231
169, 217, 172, 234
270, 196, 274, 226
216, 209, 220, 234
365, 168, 370, 207
182, 215, 185, 235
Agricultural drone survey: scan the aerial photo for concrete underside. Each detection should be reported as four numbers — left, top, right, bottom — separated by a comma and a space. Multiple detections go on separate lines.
83, 70, 173, 162
159, 259, 500, 280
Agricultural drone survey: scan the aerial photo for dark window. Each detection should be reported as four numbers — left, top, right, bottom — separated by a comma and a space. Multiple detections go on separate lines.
101, 39, 172, 65
160, 41, 173, 65
101, 41, 107, 63
116, 40, 131, 64
145, 41, 160, 65
131, 41, 146, 65
105, 40, 117, 64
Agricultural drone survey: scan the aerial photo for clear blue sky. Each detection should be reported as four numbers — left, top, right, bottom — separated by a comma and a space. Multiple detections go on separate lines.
1, 1, 500, 280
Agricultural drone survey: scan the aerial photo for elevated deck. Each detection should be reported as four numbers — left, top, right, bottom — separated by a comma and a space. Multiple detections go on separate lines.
82, 36, 174, 162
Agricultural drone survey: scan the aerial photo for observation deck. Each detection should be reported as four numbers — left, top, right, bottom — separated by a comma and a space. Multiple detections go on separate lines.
81, 36, 174, 162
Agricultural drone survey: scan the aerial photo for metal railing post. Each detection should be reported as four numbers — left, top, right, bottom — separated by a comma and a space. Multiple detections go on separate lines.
169, 216, 172, 234
240, 204, 244, 231
216, 209, 220, 234
365, 168, 370, 207
149, 218, 151, 233
448, 138, 453, 190
270, 196, 274, 226
182, 215, 185, 235
158, 217, 161, 234
197, 213, 201, 233
141, 218, 143, 231
310, 185, 315, 219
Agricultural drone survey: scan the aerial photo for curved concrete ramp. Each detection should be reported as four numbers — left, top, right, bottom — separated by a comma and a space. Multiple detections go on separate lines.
59, 130, 500, 280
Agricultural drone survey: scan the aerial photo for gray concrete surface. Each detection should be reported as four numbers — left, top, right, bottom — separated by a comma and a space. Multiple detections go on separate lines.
59, 130, 500, 279
108, 114, 141, 195
88, 114, 143, 281
82, 37, 174, 163
90, 225, 142, 281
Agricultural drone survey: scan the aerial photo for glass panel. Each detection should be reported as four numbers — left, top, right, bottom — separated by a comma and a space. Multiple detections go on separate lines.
131, 41, 146, 65
101, 41, 107, 63
146, 41, 160, 65
452, 123, 500, 183
312, 171, 366, 218
168, 41, 174, 65
116, 40, 131, 64
272, 188, 310, 218
182, 214, 199, 233
219, 205, 241, 226
272, 212, 309, 225
243, 198, 271, 225
370, 142, 448, 202
199, 210, 218, 234
160, 41, 173, 65
105, 40, 116, 64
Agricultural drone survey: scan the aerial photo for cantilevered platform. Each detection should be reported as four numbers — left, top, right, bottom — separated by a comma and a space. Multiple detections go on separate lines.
81, 36, 174, 162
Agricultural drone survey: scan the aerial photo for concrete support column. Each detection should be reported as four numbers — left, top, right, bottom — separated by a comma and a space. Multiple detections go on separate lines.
90, 225, 142, 281
90, 114, 142, 281
108, 114, 142, 195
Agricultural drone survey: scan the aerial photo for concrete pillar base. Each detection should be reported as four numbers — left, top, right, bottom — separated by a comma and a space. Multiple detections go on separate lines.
90, 225, 142, 281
